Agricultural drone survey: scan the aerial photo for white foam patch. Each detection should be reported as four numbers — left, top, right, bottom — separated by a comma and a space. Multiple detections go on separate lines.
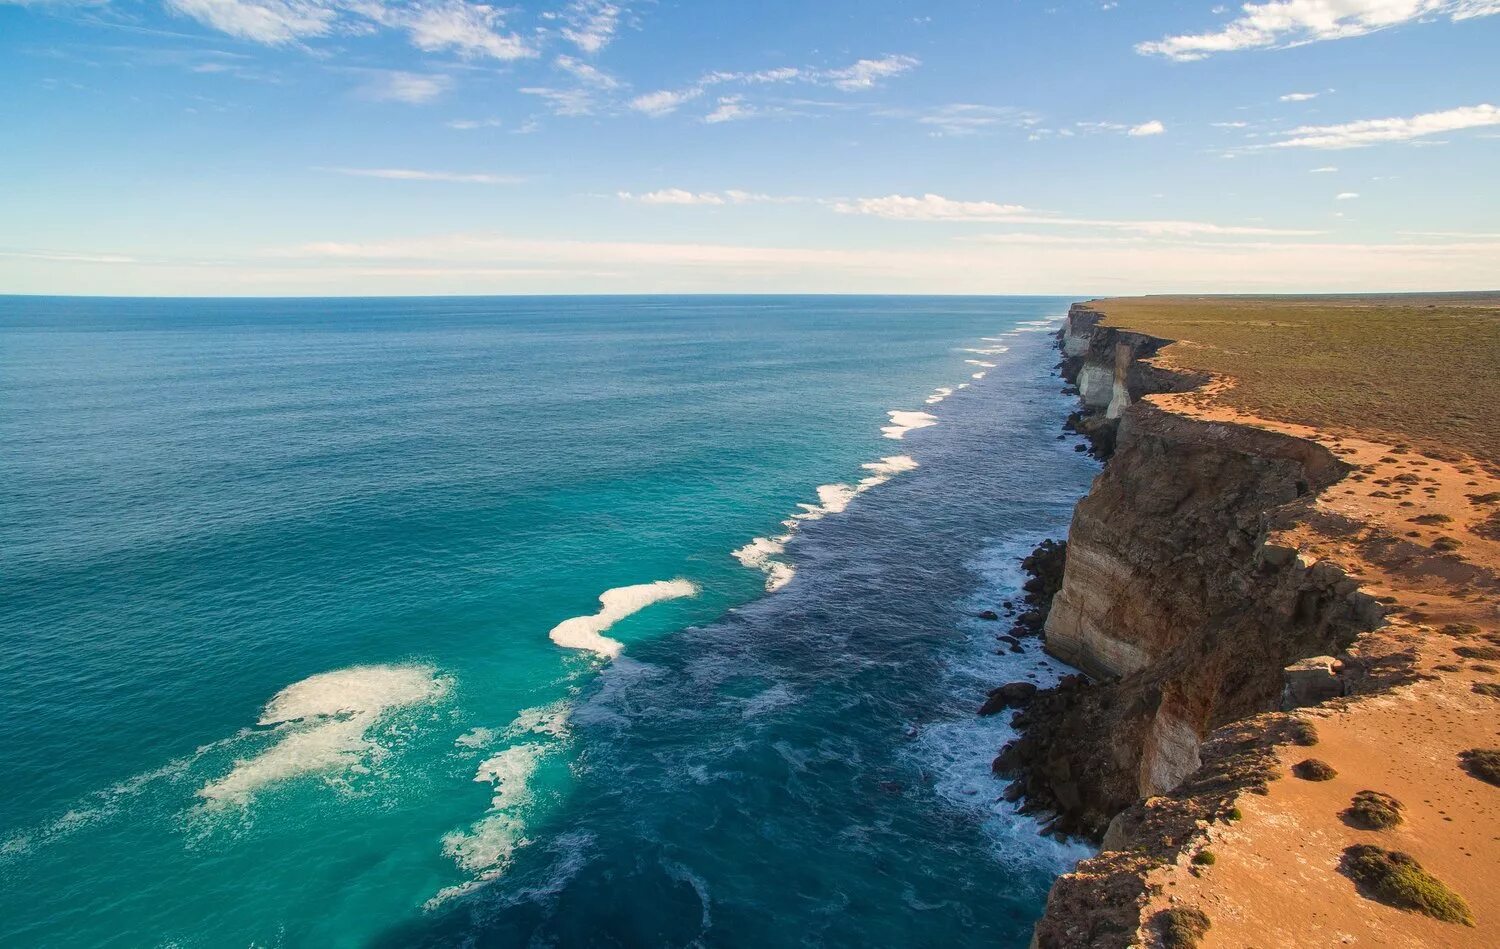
549, 579, 699, 658
454, 727, 497, 750
925, 386, 954, 405
971, 371, 987, 380
881, 410, 938, 440
733, 454, 921, 591
198, 664, 448, 806
961, 346, 1008, 356
957, 383, 970, 390
965, 360, 996, 368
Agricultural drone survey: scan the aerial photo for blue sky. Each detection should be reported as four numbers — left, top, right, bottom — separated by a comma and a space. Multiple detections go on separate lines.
2, 0, 1498, 295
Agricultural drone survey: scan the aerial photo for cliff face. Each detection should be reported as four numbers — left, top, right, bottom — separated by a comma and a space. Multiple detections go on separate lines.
1000, 305, 1384, 840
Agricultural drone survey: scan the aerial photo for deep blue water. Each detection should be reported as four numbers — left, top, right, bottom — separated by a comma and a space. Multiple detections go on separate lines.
0, 296, 1097, 947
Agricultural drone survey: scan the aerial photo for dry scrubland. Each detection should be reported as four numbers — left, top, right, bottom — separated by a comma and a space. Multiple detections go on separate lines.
1090, 294, 1500, 469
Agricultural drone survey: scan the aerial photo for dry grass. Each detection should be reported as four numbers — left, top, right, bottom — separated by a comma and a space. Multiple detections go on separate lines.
1090, 294, 1500, 468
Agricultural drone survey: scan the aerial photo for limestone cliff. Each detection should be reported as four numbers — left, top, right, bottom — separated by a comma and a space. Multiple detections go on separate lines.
999, 303, 1383, 841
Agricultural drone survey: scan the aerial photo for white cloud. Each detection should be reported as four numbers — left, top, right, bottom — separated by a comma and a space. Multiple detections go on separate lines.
618, 188, 725, 205
1138, 0, 1500, 61
834, 192, 1321, 235
558, 0, 622, 53
1310, 165, 1339, 171
629, 87, 704, 116
392, 1, 534, 60
833, 194, 1030, 221
704, 96, 750, 123
618, 188, 799, 205
1280, 91, 1319, 101
628, 55, 918, 117
1270, 103, 1500, 148
362, 71, 452, 104
520, 86, 599, 116
321, 167, 524, 184
1336, 191, 1360, 199
823, 54, 919, 91
1128, 119, 1165, 136
1212, 121, 1250, 128
554, 54, 620, 88
1078, 119, 1165, 137
446, 117, 502, 129
914, 104, 1038, 135
165, 0, 334, 44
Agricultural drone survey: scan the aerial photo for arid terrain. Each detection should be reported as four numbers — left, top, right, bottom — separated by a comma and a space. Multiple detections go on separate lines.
1078, 294, 1500, 947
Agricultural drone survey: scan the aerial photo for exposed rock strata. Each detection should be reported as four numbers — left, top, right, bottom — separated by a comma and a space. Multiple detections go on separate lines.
1002, 303, 1396, 942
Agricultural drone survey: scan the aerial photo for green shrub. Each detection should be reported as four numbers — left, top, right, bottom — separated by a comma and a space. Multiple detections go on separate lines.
1289, 719, 1319, 747
1456, 645, 1500, 660
1344, 790, 1403, 829
1157, 906, 1212, 948
1459, 749, 1500, 786
1192, 850, 1217, 866
1343, 845, 1473, 925
1293, 758, 1338, 781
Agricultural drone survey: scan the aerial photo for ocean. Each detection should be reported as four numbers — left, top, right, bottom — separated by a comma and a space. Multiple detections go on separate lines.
0, 295, 1098, 947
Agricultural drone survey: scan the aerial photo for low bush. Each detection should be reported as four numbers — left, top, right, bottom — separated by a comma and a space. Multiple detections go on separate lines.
1342, 845, 1473, 925
1157, 907, 1211, 948
1459, 749, 1500, 786
1344, 790, 1403, 829
1293, 758, 1338, 781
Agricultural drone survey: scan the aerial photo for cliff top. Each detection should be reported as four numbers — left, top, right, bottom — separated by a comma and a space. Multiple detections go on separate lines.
1086, 293, 1500, 470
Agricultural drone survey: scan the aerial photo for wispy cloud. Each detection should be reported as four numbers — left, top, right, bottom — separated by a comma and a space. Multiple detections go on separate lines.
1280, 91, 1320, 101
618, 188, 800, 205
1128, 119, 1165, 136
166, 0, 536, 59
1138, 0, 1500, 61
1310, 165, 1339, 172
360, 71, 452, 104
628, 54, 919, 117
1270, 103, 1500, 148
823, 54, 919, 90
704, 96, 750, 123
165, 0, 335, 45
834, 192, 1321, 235
1077, 119, 1166, 137
1336, 191, 1360, 199
520, 85, 599, 116
320, 167, 525, 184
446, 117, 503, 130
910, 103, 1039, 136
555, 0, 623, 54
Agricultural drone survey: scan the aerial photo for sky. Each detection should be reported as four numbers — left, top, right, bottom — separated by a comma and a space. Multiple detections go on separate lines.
2, 0, 1498, 295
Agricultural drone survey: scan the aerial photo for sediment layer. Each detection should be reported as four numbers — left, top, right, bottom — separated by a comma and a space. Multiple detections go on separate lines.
1009, 301, 1500, 947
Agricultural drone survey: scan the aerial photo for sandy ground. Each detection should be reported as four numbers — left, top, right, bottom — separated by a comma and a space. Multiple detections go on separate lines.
1133, 373, 1500, 948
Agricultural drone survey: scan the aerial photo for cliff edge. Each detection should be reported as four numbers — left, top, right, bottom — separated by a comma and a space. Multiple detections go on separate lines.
1013, 296, 1500, 948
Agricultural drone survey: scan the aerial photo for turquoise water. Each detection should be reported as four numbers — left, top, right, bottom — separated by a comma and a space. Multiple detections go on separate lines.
1, 296, 1097, 947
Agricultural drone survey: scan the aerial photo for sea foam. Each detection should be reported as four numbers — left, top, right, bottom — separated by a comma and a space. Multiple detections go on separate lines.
881, 410, 938, 440
198, 664, 448, 805
925, 386, 954, 405
733, 455, 918, 592
548, 579, 699, 658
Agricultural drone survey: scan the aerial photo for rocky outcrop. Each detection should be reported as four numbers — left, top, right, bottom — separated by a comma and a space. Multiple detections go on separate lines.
1002, 304, 1386, 843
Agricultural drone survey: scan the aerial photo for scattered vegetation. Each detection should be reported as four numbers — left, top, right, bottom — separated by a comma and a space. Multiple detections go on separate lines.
1288, 719, 1320, 747
1225, 806, 1243, 822
1475, 683, 1500, 699
1192, 850, 1217, 866
1456, 645, 1500, 660
1342, 845, 1474, 926
1459, 749, 1500, 786
1441, 622, 1481, 636
1410, 513, 1453, 525
1293, 758, 1338, 781
1090, 294, 1500, 466
1344, 790, 1404, 830
1431, 536, 1463, 552
1157, 906, 1212, 948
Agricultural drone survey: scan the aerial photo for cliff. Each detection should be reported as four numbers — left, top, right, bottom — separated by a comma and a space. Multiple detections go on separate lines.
1009, 300, 1500, 947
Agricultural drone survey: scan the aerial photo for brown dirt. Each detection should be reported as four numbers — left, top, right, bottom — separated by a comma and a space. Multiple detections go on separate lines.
1114, 314, 1500, 947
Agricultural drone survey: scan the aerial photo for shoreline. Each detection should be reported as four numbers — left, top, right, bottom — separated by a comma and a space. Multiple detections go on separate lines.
1002, 298, 1499, 947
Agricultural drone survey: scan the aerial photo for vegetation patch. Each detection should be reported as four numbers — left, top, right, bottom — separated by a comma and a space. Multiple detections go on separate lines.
1455, 645, 1500, 660
1459, 749, 1500, 786
1410, 513, 1452, 525
1288, 719, 1319, 747
1293, 758, 1338, 781
1431, 536, 1463, 552
1440, 622, 1480, 636
1090, 295, 1500, 466
1156, 906, 1212, 948
1475, 683, 1500, 699
1192, 850, 1217, 866
1344, 790, 1403, 829
1342, 845, 1474, 926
